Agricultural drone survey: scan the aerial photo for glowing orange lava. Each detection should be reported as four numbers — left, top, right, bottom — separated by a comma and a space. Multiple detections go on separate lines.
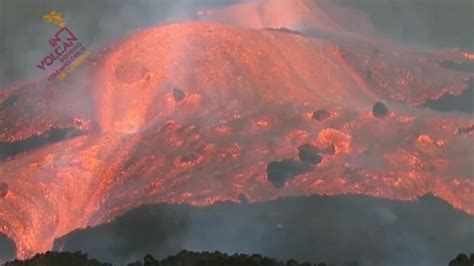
0, 21, 472, 259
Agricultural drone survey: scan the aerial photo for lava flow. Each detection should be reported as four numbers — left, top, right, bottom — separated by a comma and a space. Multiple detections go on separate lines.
0, 17, 473, 259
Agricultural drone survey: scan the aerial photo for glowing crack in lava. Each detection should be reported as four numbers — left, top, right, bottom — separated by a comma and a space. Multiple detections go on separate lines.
0, 21, 473, 258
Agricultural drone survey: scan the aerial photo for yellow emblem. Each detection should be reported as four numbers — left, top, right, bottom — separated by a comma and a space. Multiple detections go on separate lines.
42, 10, 66, 27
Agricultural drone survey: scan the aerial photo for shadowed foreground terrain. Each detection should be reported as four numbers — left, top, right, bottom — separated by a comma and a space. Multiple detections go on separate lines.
1, 0, 473, 260
3, 250, 357, 266
45, 194, 474, 266
3, 249, 474, 266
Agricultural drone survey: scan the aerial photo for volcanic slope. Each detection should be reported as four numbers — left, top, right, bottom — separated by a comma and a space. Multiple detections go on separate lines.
0, 22, 472, 258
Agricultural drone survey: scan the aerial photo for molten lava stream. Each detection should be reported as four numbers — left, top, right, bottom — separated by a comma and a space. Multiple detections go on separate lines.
0, 21, 473, 258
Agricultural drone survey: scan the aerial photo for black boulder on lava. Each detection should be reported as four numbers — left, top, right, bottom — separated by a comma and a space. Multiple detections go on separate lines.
312, 108, 331, 121
172, 88, 186, 102
298, 144, 323, 165
266, 159, 311, 188
372, 102, 388, 118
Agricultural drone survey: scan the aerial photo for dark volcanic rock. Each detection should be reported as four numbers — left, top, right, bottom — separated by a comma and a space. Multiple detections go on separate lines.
0, 233, 15, 263
0, 95, 18, 112
372, 102, 388, 118
298, 144, 323, 164
423, 80, 474, 113
266, 159, 311, 188
439, 60, 474, 73
265, 27, 303, 36
238, 193, 249, 204
456, 125, 474, 135
0, 127, 85, 162
312, 108, 331, 121
0, 182, 8, 198
172, 88, 185, 102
